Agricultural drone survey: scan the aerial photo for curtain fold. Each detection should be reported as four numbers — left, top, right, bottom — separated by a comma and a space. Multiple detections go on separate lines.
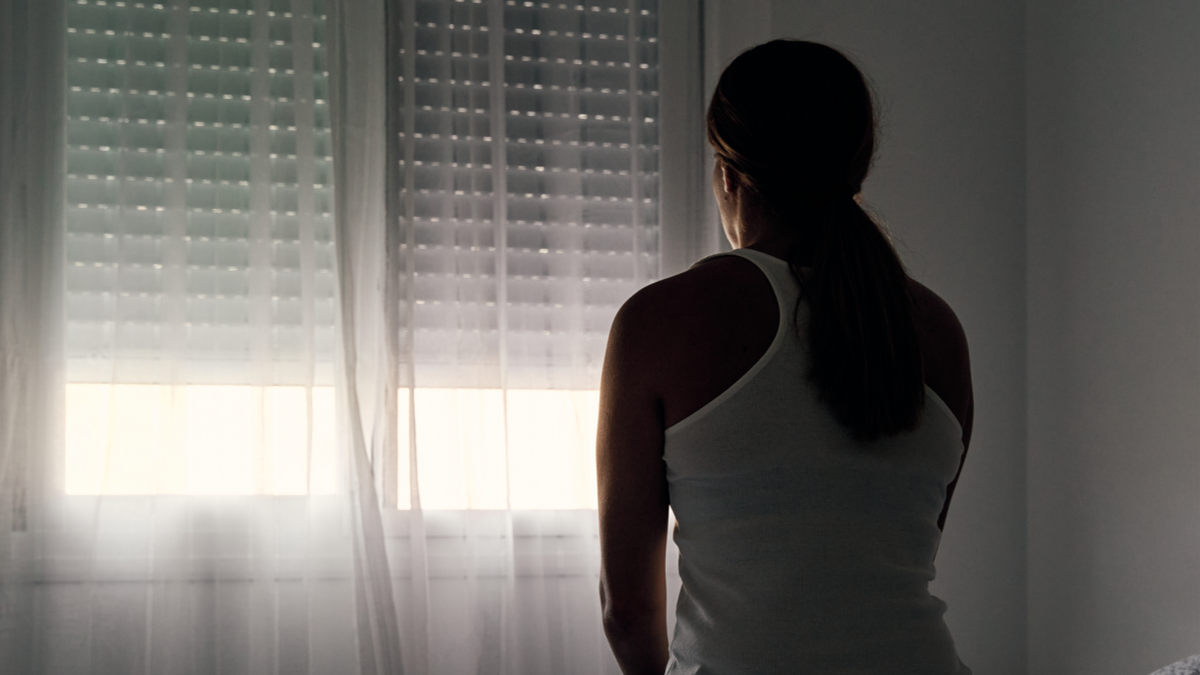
0, 0, 66, 669
326, 0, 407, 671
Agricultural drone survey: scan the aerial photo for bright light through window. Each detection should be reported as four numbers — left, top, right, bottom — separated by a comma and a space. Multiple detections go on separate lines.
66, 385, 601, 509
398, 389, 601, 510
65, 384, 338, 496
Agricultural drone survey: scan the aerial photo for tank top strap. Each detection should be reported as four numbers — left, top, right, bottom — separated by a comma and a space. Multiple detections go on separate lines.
694, 247, 803, 319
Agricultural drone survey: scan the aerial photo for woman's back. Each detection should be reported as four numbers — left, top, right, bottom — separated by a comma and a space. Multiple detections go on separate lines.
658, 247, 972, 675
595, 39, 977, 675
652, 248, 972, 438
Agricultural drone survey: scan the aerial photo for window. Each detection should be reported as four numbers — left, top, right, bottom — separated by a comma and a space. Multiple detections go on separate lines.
62, 0, 660, 509
392, 0, 659, 509
63, 0, 337, 494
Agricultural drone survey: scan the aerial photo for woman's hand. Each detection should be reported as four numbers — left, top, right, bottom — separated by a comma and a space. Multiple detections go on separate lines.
596, 286, 672, 675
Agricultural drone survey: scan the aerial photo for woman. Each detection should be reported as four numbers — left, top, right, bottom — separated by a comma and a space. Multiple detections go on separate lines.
596, 40, 975, 674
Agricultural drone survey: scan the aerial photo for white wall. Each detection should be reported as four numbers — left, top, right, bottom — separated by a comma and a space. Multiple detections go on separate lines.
1026, 2, 1200, 674
701, 2, 1029, 673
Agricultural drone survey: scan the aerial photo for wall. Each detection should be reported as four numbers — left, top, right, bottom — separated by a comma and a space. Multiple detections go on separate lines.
1026, 2, 1200, 674
701, 2, 1029, 673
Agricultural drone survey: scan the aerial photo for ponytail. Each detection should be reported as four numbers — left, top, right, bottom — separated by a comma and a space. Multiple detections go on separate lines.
788, 195, 925, 444
708, 39, 926, 443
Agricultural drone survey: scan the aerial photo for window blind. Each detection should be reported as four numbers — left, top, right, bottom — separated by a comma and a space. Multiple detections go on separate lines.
63, 0, 340, 495
396, 0, 660, 390
64, 0, 335, 387
60, 0, 662, 503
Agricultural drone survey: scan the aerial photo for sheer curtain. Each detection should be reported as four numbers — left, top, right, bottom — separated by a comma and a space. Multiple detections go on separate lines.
2, 0, 389, 672
1, 0, 67, 668
1, 0, 672, 672
347, 0, 663, 672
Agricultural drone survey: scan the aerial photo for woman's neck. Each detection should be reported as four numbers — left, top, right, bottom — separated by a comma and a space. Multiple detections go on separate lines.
736, 221, 816, 267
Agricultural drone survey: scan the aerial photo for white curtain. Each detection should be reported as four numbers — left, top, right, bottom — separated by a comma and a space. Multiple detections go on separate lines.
0, 0, 67, 668
3, 0, 379, 671
336, 0, 666, 672
0, 0, 671, 672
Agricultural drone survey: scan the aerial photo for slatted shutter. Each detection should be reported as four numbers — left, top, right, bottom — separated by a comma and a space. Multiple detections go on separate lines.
396, 0, 660, 390
64, 0, 335, 387
63, 0, 340, 496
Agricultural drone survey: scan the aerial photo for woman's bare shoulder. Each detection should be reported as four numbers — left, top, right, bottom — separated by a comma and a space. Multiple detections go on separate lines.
617, 255, 765, 335
905, 277, 969, 359
637, 255, 761, 305
905, 276, 973, 435
609, 255, 777, 423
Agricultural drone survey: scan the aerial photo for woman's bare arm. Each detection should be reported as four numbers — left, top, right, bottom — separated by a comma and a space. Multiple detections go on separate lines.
596, 287, 671, 675
908, 278, 975, 532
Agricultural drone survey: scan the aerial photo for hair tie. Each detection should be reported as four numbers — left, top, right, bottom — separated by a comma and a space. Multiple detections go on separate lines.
825, 184, 859, 204
805, 184, 858, 220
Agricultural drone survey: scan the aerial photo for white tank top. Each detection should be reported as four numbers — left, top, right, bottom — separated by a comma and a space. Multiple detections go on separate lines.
663, 247, 971, 675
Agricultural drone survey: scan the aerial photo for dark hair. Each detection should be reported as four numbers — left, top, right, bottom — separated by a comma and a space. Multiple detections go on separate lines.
706, 39, 924, 443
